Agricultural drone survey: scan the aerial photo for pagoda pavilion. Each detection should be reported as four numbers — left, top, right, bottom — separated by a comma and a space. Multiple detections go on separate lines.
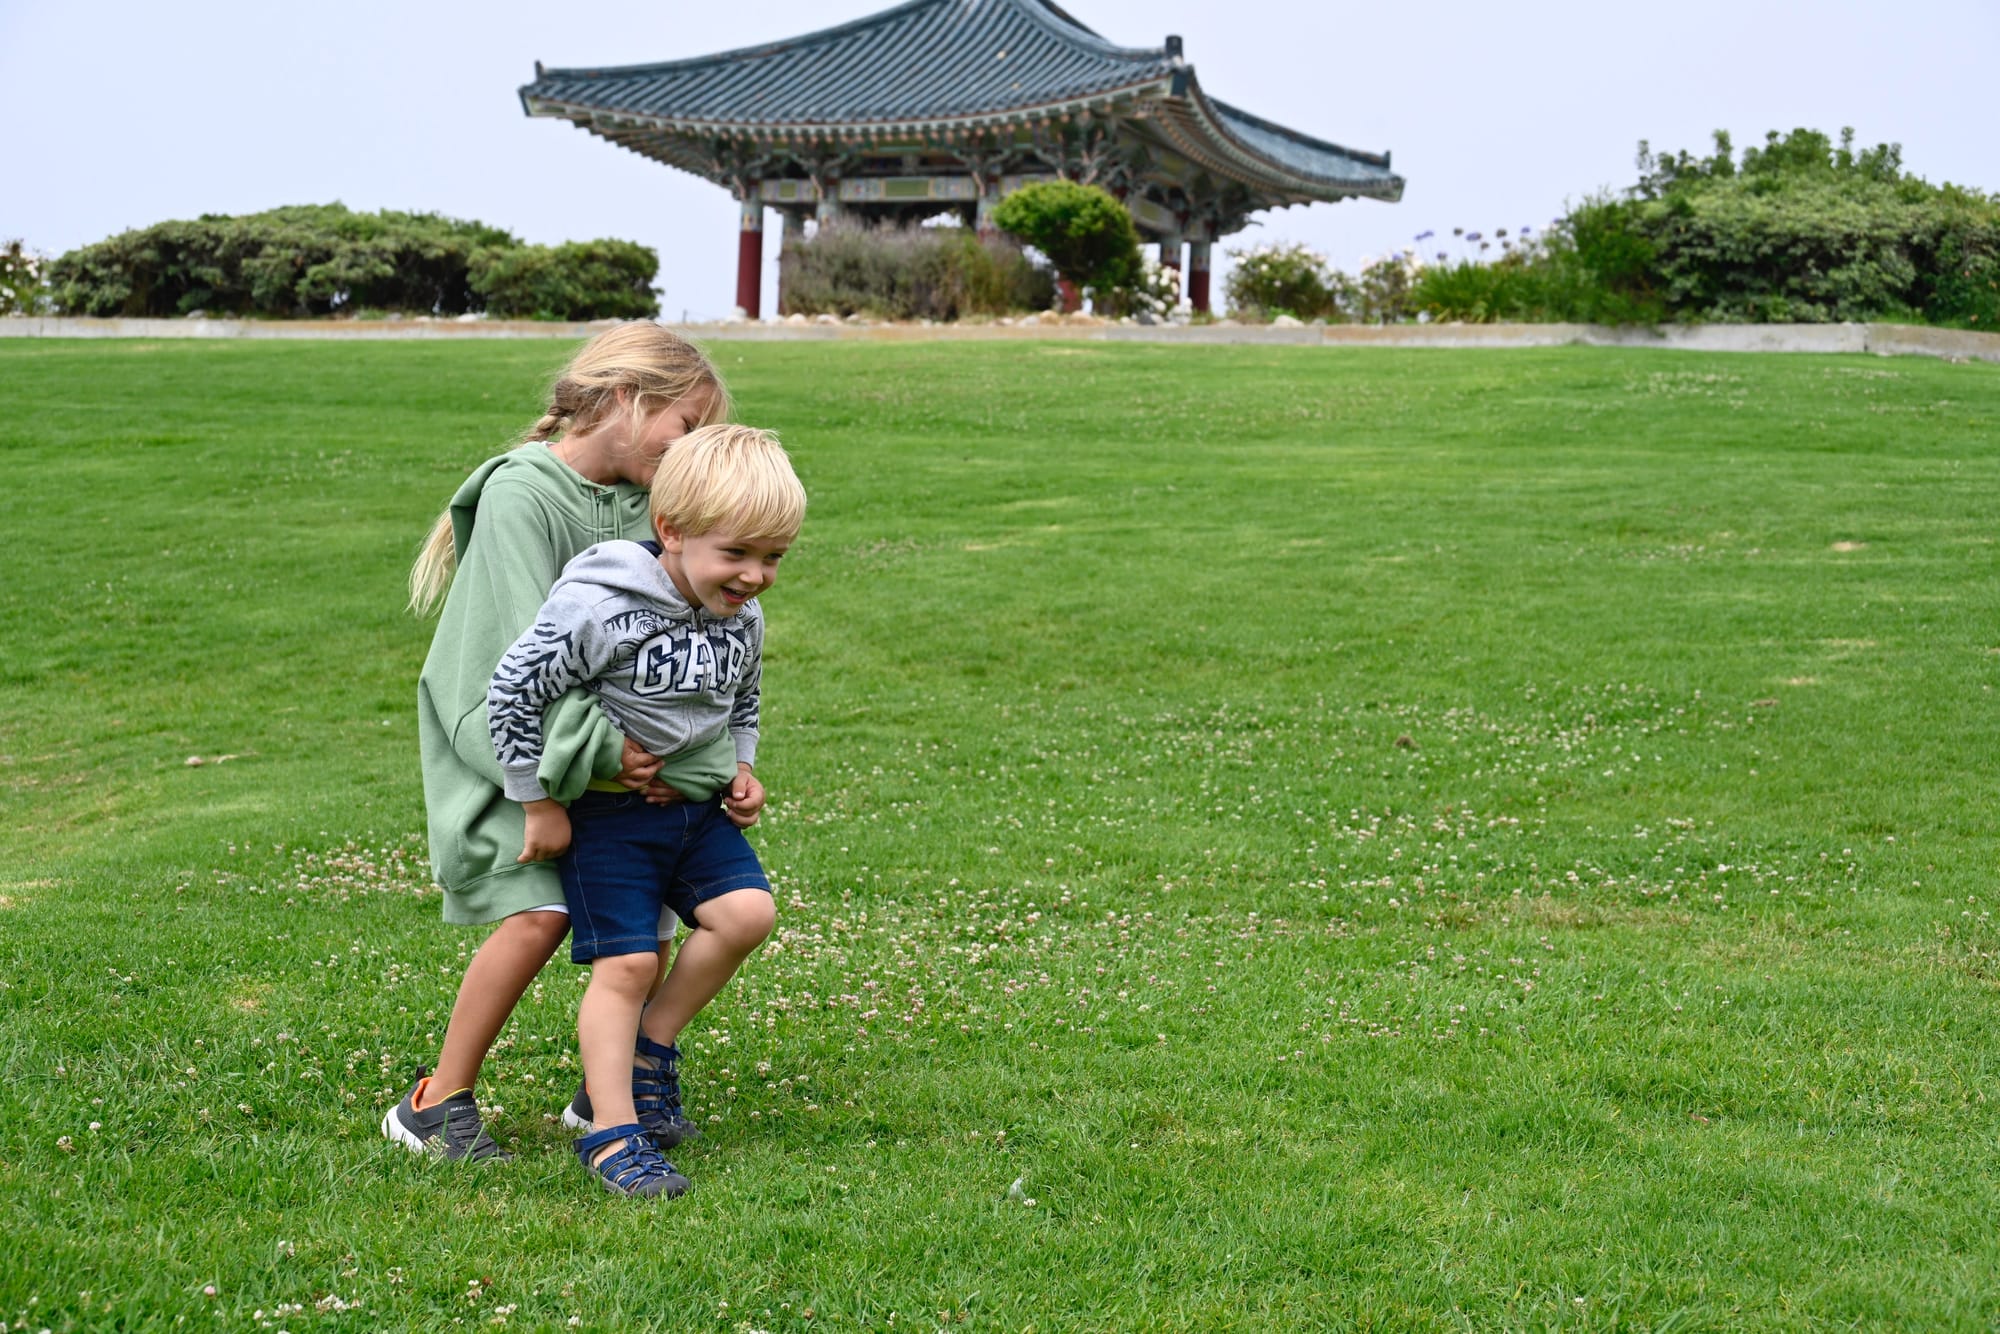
518, 0, 1403, 317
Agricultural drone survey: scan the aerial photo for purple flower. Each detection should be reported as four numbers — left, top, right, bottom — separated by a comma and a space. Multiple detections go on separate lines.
1415, 230, 1435, 242
1465, 231, 1482, 242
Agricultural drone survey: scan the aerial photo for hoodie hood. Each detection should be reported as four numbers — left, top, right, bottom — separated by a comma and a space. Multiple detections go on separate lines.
547, 540, 706, 619
448, 444, 651, 562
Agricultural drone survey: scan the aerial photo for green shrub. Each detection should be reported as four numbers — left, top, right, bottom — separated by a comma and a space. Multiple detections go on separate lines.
779, 223, 1052, 320
467, 240, 660, 321
1408, 221, 1659, 325
43, 204, 658, 320
991, 182, 1141, 298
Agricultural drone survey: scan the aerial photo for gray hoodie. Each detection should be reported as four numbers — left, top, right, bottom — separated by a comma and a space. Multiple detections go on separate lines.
488, 539, 762, 803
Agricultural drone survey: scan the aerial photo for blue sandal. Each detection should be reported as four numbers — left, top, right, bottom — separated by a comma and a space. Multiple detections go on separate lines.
562, 1037, 701, 1150
574, 1123, 690, 1199
632, 1036, 701, 1149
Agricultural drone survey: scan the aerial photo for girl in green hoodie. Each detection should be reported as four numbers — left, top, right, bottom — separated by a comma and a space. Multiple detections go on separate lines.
383, 323, 732, 1162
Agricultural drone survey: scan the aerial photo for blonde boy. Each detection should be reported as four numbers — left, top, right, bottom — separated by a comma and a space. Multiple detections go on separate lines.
486, 425, 804, 1197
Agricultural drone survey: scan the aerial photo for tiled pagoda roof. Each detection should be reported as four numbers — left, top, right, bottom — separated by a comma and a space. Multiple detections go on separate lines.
520, 0, 1402, 202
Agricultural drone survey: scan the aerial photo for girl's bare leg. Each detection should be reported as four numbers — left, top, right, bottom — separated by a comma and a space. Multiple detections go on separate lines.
637, 890, 774, 1048
419, 910, 569, 1108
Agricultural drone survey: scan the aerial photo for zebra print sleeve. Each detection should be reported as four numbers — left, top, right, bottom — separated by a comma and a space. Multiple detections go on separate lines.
729, 610, 763, 767
488, 592, 606, 802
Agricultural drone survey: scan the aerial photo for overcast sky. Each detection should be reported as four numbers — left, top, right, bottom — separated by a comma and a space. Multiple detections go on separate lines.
4, 0, 1991, 320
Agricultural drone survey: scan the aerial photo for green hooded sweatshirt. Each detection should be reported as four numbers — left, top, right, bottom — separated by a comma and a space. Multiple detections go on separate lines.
418, 444, 735, 923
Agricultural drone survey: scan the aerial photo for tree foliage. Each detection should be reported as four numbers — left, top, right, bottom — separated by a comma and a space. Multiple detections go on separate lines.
1576, 128, 2000, 326
991, 182, 1141, 298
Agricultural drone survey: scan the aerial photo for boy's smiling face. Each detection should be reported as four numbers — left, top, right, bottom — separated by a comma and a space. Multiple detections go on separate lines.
656, 521, 790, 617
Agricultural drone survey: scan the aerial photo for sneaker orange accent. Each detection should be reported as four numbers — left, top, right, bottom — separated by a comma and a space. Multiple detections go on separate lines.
412, 1077, 474, 1113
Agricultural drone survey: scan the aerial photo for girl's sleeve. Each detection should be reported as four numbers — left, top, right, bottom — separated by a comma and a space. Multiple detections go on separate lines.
444, 481, 625, 782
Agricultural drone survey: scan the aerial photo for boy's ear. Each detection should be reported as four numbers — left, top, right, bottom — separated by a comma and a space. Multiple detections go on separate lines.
653, 514, 685, 553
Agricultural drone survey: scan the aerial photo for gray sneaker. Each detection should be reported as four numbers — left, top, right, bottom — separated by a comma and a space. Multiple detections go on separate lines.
381, 1076, 511, 1162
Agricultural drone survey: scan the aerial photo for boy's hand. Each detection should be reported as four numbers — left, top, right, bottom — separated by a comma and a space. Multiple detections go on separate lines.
722, 764, 765, 828
519, 799, 572, 863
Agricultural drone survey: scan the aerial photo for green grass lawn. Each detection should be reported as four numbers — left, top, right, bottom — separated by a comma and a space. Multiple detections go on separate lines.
3, 337, 1999, 1330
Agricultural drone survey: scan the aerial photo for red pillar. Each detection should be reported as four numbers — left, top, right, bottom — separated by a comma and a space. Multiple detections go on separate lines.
1188, 240, 1212, 314
735, 197, 763, 319
975, 183, 998, 240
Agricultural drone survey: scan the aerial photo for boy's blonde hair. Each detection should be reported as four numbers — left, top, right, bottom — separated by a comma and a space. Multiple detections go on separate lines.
408, 322, 732, 614
650, 425, 805, 542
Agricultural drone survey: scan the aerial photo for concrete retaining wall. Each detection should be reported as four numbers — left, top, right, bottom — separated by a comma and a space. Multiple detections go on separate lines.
2, 315, 1995, 364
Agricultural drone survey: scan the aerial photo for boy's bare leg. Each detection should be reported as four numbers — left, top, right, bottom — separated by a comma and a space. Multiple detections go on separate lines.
578, 951, 657, 1163
637, 890, 775, 1047
420, 911, 569, 1109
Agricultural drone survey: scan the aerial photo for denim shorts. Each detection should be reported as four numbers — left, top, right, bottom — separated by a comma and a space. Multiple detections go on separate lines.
557, 791, 771, 964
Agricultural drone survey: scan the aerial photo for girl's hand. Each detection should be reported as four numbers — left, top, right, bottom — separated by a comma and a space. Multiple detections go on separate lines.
617, 735, 664, 789
722, 765, 765, 829
519, 800, 572, 863
618, 734, 684, 805
642, 778, 687, 807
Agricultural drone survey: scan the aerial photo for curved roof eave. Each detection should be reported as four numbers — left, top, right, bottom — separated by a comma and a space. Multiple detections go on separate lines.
1147, 75, 1403, 202
523, 75, 1177, 140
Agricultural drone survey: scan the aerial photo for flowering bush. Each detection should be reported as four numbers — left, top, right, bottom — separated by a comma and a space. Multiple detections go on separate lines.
1223, 241, 1341, 321
1105, 253, 1181, 319
1, 239, 50, 316
1352, 251, 1423, 323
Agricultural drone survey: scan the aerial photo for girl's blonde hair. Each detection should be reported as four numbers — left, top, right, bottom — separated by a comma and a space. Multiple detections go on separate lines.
651, 425, 806, 542
408, 322, 732, 614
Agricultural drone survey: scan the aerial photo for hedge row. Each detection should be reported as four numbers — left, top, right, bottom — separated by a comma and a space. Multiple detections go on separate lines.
45, 204, 659, 321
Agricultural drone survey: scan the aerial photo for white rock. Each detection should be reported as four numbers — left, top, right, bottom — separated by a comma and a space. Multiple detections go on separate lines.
1273, 314, 1304, 328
